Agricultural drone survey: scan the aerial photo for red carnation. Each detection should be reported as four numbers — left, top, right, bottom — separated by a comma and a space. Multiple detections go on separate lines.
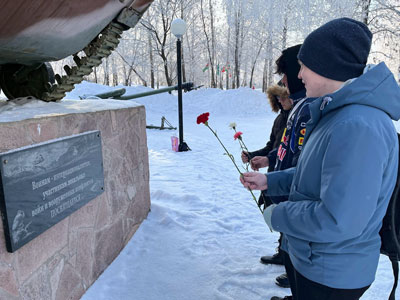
234, 131, 243, 140
197, 112, 210, 124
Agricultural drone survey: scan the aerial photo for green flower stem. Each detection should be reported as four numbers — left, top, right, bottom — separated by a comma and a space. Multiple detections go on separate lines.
238, 138, 250, 172
248, 188, 263, 214
232, 129, 250, 171
233, 128, 250, 153
207, 124, 242, 174
238, 137, 249, 153
206, 124, 263, 214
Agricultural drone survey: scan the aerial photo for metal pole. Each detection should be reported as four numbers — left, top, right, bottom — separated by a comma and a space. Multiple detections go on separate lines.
177, 38, 190, 151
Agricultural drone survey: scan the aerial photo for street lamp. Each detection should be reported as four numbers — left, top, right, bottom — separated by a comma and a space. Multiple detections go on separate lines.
171, 18, 190, 152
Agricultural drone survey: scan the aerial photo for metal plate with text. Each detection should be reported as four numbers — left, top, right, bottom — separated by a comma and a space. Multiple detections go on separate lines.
0, 130, 104, 252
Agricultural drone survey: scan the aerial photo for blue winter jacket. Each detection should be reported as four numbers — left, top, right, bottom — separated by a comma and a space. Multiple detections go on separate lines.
265, 62, 400, 289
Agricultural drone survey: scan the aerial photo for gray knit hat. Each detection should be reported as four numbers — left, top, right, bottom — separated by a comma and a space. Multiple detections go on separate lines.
298, 18, 372, 81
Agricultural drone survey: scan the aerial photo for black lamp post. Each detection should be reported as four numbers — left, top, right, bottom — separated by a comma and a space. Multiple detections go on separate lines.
171, 18, 190, 151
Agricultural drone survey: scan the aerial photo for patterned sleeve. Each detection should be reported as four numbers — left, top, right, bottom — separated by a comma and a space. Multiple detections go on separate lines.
289, 101, 311, 166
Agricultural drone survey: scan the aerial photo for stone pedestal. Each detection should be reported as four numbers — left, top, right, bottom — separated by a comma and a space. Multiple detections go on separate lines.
0, 100, 150, 300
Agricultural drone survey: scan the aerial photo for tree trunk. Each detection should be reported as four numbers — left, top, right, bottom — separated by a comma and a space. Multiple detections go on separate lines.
103, 58, 110, 86
200, 0, 216, 87
262, 57, 268, 93
93, 67, 98, 84
361, 0, 372, 24
267, 58, 273, 87
233, 7, 242, 89
161, 53, 172, 86
209, 0, 217, 88
282, 15, 288, 50
233, 16, 239, 89
179, 3, 187, 84
266, 36, 273, 88
112, 56, 118, 86
249, 41, 265, 88
225, 28, 231, 90
148, 30, 155, 88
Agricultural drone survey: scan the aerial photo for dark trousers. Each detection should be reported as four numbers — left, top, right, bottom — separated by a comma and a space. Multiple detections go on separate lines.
283, 251, 370, 300
258, 193, 273, 209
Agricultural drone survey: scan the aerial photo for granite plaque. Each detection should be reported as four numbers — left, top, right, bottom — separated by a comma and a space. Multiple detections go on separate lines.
0, 130, 104, 252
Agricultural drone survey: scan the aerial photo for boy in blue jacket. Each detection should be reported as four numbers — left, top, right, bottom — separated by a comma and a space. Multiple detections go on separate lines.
240, 18, 400, 300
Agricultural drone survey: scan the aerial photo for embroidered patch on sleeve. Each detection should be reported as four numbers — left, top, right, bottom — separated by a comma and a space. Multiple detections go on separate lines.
277, 144, 287, 161
282, 135, 289, 146
280, 128, 287, 142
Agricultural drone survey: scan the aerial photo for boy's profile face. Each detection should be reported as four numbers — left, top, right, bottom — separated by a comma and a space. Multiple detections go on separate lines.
298, 61, 337, 98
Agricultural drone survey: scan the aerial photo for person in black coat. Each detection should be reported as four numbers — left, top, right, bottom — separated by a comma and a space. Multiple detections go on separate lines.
241, 85, 293, 173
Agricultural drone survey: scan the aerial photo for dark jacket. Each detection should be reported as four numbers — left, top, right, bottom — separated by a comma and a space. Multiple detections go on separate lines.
248, 85, 290, 172
273, 96, 313, 171
262, 89, 309, 204
266, 89, 308, 170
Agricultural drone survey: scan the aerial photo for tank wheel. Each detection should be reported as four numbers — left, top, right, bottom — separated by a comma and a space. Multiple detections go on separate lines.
0, 63, 55, 100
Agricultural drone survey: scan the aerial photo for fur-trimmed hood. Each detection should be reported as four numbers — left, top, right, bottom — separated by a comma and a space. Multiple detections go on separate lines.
267, 85, 290, 112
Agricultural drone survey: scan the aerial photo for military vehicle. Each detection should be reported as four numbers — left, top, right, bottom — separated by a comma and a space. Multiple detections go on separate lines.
0, 0, 153, 101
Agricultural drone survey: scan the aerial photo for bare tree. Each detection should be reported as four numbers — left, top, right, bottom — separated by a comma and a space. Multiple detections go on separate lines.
115, 50, 148, 86
249, 39, 266, 88
360, 0, 372, 24
232, 6, 242, 89
141, 0, 181, 86
200, 0, 218, 87
353, 0, 400, 79
147, 13, 155, 88
225, 27, 231, 90
50, 0, 398, 90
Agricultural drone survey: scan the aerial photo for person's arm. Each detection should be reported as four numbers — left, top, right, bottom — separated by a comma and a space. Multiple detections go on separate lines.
264, 167, 296, 196
247, 146, 270, 159
240, 167, 295, 193
290, 102, 310, 166
271, 120, 392, 243
267, 148, 278, 170
264, 127, 276, 154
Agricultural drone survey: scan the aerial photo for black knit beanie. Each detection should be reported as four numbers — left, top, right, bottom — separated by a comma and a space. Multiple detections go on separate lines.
276, 44, 305, 94
298, 18, 372, 81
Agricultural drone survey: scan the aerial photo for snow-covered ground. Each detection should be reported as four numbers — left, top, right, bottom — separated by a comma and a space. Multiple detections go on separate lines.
2, 82, 398, 299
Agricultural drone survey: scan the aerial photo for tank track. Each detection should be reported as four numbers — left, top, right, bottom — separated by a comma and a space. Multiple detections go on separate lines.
42, 21, 126, 102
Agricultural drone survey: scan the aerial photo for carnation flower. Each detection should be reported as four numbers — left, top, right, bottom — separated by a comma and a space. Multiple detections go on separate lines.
233, 131, 243, 140
196, 112, 209, 124
229, 122, 237, 129
231, 127, 250, 171
197, 113, 262, 214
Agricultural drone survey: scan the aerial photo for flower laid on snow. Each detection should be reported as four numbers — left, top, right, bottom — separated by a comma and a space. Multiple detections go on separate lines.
233, 131, 243, 140
197, 112, 262, 214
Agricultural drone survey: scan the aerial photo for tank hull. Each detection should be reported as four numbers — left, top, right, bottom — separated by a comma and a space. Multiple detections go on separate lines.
0, 0, 151, 65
